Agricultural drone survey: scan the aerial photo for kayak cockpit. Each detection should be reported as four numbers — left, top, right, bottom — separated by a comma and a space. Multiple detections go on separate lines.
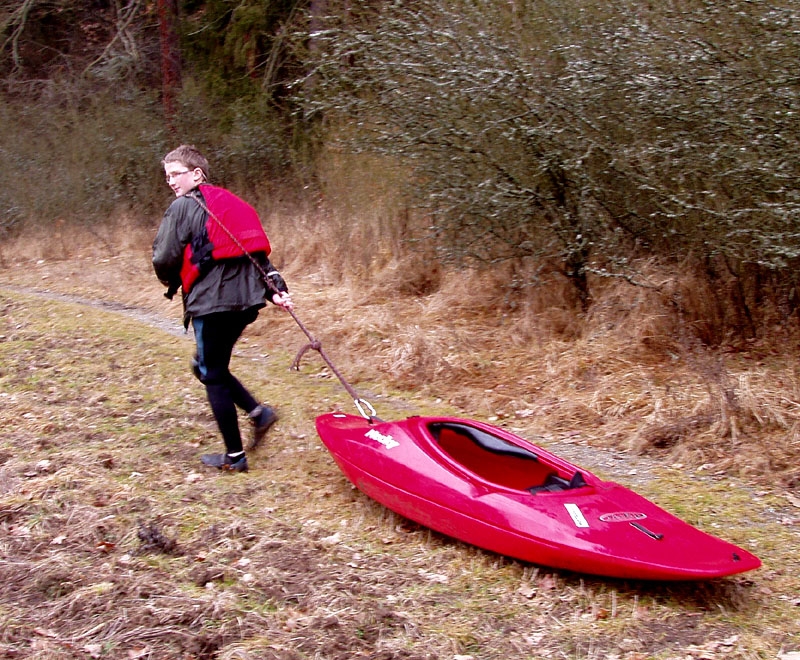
429, 422, 540, 461
428, 422, 588, 493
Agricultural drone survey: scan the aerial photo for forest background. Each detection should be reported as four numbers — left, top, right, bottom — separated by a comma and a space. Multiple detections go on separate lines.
1, 1, 800, 658
3, 0, 800, 336
3, 0, 800, 484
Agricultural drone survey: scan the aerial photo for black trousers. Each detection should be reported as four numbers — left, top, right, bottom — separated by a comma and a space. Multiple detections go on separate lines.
191, 308, 260, 454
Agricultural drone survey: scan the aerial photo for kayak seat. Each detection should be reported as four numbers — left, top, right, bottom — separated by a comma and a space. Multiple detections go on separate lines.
528, 471, 587, 494
430, 422, 553, 490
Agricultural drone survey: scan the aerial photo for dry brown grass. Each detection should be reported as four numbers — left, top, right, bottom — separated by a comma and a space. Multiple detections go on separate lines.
1, 221, 799, 659
288, 238, 800, 489
3, 218, 800, 490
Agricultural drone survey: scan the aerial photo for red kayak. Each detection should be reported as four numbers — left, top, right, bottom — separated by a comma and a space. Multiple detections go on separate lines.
315, 412, 761, 580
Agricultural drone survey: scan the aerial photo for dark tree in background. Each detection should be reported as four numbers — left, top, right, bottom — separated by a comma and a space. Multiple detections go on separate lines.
0, 0, 305, 219
158, 0, 182, 130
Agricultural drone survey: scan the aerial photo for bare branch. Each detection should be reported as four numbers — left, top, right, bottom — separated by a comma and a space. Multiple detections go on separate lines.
82, 0, 145, 76
1, 0, 38, 72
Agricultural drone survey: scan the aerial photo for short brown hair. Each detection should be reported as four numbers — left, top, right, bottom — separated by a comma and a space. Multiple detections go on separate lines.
162, 144, 209, 182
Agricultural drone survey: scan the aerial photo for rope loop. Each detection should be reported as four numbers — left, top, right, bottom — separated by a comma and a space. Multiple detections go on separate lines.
354, 398, 378, 421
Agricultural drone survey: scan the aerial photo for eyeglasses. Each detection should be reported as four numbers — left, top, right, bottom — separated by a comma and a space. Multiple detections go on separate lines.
165, 170, 192, 182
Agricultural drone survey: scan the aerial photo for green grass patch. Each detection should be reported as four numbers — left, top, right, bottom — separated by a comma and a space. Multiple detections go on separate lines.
0, 290, 798, 658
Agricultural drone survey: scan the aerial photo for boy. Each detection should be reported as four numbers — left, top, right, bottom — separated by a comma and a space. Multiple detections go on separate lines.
152, 145, 294, 472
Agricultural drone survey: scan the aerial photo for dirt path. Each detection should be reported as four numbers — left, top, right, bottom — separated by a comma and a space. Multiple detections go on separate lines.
1, 283, 186, 336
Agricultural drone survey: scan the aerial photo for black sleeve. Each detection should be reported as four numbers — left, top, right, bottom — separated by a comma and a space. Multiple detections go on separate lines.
258, 254, 289, 302
152, 195, 204, 295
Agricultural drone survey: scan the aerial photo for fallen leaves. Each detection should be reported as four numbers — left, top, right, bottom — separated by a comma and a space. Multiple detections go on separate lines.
186, 471, 204, 483
683, 635, 741, 659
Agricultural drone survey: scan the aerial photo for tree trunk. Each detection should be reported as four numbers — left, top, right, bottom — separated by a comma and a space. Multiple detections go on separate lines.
310, 0, 328, 48
157, 0, 181, 132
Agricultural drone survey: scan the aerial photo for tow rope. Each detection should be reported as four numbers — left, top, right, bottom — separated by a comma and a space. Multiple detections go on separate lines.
189, 191, 379, 421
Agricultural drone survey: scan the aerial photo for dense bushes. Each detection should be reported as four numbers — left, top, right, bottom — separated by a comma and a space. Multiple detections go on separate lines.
298, 0, 800, 333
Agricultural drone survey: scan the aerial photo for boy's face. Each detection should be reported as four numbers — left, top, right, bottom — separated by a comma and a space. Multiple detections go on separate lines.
164, 161, 204, 197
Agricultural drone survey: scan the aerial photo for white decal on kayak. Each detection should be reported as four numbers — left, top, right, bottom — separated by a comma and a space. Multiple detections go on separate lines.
599, 512, 647, 523
564, 503, 589, 528
365, 429, 400, 450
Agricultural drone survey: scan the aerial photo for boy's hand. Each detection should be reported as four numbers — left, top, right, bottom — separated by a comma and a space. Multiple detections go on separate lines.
272, 292, 294, 312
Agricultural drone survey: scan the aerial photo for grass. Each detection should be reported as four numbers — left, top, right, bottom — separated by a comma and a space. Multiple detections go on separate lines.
1, 227, 800, 658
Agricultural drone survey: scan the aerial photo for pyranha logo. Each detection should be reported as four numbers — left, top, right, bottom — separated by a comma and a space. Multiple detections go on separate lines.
365, 429, 400, 449
599, 512, 647, 522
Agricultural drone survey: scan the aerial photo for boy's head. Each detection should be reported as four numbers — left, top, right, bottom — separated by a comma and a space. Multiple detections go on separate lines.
162, 144, 209, 197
